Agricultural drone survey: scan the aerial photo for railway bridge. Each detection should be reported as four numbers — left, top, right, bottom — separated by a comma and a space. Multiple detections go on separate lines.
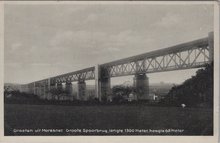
27, 32, 214, 101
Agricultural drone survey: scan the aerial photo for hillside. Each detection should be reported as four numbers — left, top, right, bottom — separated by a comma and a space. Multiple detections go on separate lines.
162, 63, 213, 107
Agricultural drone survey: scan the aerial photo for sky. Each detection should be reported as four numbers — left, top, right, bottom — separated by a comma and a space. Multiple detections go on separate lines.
4, 3, 214, 85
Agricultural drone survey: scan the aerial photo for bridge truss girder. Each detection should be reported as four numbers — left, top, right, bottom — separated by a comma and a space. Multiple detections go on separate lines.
49, 67, 95, 84
103, 39, 211, 78
26, 32, 214, 101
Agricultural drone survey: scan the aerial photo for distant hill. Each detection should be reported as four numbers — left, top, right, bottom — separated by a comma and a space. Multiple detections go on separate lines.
150, 82, 174, 89
4, 83, 23, 91
149, 83, 174, 95
4, 83, 21, 86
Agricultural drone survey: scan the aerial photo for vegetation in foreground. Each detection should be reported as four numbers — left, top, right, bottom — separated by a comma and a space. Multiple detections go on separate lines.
160, 63, 213, 108
4, 63, 214, 136
4, 104, 213, 136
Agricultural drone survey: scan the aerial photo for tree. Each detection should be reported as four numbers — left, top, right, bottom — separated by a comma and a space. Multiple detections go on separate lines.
49, 88, 68, 100
162, 63, 213, 107
111, 85, 134, 102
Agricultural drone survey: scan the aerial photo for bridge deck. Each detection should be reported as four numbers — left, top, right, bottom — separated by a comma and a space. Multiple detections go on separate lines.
28, 32, 213, 85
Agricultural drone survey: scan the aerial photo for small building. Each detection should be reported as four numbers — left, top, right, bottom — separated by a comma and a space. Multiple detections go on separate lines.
148, 93, 158, 101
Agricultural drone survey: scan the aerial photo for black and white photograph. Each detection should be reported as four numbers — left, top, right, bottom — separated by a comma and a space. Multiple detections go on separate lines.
1, 1, 219, 142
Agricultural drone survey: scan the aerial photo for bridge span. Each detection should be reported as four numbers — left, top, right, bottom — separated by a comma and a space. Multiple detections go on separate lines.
26, 32, 214, 101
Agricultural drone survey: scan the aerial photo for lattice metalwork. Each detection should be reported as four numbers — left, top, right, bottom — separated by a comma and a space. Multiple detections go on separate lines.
101, 37, 212, 78
28, 67, 95, 95
27, 32, 214, 98
51, 67, 95, 84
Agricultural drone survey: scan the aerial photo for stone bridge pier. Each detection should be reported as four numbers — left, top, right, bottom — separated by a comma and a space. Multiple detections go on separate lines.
100, 77, 111, 100
57, 83, 63, 91
34, 85, 37, 95
78, 80, 86, 100
133, 74, 149, 100
49, 83, 56, 98
50, 83, 56, 91
100, 68, 111, 101
37, 86, 42, 97
40, 84, 45, 99
35, 86, 39, 96
95, 65, 150, 101
29, 83, 35, 95
95, 66, 111, 101
65, 81, 73, 96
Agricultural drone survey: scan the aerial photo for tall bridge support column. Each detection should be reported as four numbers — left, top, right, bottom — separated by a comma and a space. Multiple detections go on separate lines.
50, 83, 56, 90
208, 32, 214, 62
134, 74, 149, 100
28, 85, 31, 94
29, 84, 35, 94
46, 78, 51, 99
95, 65, 111, 102
41, 84, 47, 99
33, 82, 36, 95
48, 83, 56, 99
95, 65, 101, 101
37, 85, 41, 97
36, 86, 40, 96
57, 83, 63, 91
78, 80, 86, 101
100, 77, 111, 101
54, 82, 63, 100
65, 82, 73, 96
100, 67, 111, 101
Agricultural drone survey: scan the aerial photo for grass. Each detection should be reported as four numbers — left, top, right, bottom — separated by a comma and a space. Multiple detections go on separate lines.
4, 104, 213, 136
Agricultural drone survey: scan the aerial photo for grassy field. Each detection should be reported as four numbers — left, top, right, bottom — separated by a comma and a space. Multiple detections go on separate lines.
4, 104, 213, 136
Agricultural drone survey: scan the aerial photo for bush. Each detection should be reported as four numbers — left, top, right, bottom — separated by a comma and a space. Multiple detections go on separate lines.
162, 63, 213, 108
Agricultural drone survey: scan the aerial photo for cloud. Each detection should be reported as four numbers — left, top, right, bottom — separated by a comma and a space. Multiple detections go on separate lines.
84, 13, 99, 23
49, 30, 100, 49
10, 43, 22, 51
30, 63, 51, 67
5, 62, 21, 68
4, 4, 213, 84
49, 29, 154, 58
156, 13, 182, 27
107, 47, 120, 52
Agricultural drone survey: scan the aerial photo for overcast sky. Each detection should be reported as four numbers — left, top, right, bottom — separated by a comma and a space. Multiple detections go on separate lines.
4, 3, 214, 85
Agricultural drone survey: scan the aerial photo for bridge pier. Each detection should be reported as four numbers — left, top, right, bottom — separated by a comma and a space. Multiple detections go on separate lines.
65, 82, 73, 96
48, 83, 56, 99
30, 84, 33, 94
134, 74, 149, 100
29, 83, 35, 95
36, 86, 40, 97
95, 65, 101, 101
78, 80, 86, 100
57, 83, 63, 91
100, 77, 111, 101
208, 31, 214, 62
97, 66, 111, 101
33, 84, 38, 95
50, 83, 56, 90
42, 85, 46, 99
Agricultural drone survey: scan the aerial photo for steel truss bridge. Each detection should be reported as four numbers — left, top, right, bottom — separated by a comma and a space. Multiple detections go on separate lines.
26, 32, 214, 101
